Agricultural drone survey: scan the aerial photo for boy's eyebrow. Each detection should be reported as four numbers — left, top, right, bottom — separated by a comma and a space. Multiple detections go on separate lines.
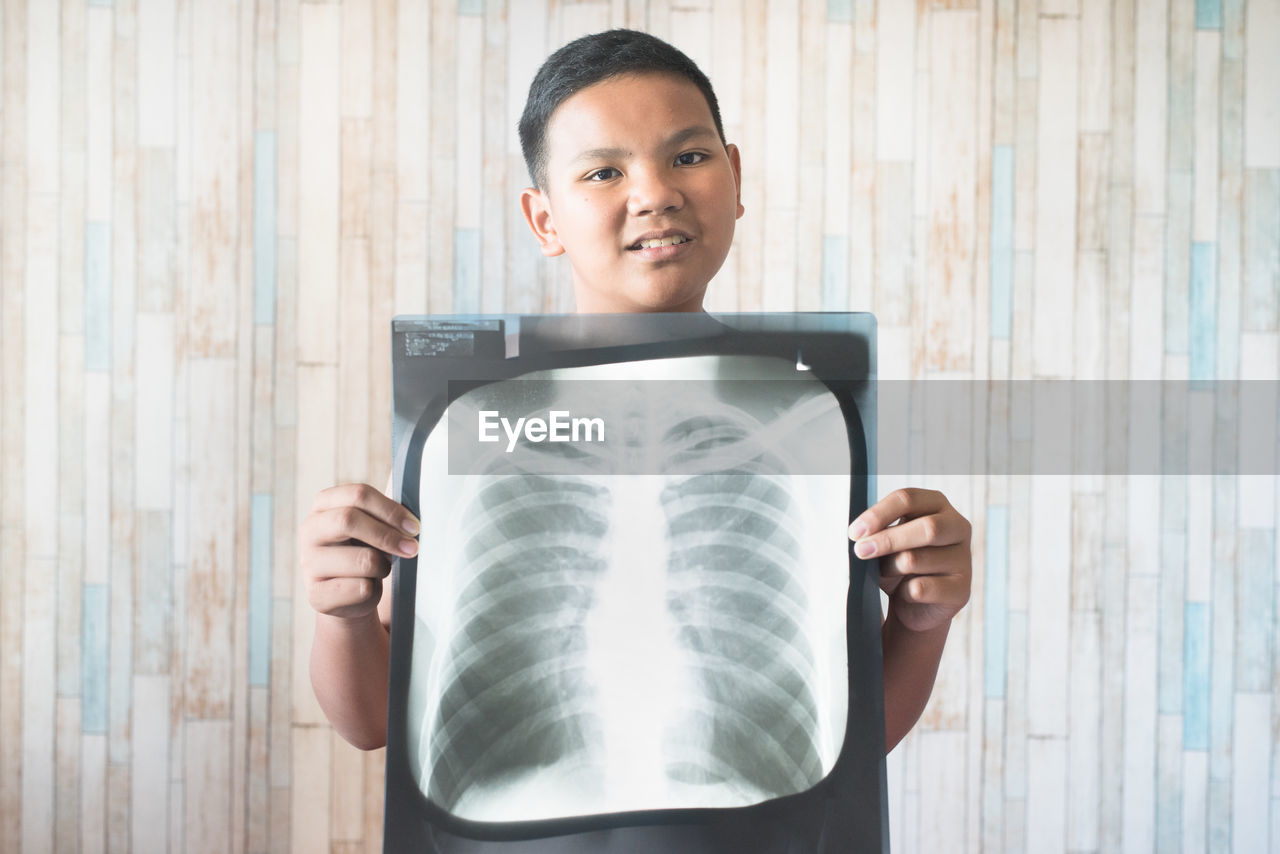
568, 125, 720, 166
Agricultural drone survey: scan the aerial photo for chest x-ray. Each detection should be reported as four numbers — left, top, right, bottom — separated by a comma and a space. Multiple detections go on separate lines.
384, 314, 886, 853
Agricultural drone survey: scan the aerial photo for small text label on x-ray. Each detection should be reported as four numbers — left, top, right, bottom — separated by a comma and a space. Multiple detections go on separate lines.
478, 410, 606, 453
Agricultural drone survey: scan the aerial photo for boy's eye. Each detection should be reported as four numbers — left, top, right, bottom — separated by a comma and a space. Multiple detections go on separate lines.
586, 167, 620, 181
675, 151, 707, 166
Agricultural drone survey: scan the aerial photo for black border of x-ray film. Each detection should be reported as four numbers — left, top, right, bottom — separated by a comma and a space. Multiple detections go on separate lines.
383, 313, 888, 854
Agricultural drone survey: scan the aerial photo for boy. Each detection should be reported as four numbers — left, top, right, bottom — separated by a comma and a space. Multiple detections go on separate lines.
301, 29, 971, 759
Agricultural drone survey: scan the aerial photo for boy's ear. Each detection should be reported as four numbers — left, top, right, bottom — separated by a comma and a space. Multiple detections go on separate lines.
520, 187, 566, 257
727, 143, 745, 220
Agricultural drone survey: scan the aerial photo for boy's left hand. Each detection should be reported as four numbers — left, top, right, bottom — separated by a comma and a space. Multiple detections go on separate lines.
848, 488, 972, 634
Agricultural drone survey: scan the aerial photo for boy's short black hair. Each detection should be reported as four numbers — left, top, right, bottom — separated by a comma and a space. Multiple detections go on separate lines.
518, 29, 727, 190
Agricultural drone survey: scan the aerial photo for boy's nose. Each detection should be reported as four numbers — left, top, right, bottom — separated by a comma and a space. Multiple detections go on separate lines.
626, 169, 684, 216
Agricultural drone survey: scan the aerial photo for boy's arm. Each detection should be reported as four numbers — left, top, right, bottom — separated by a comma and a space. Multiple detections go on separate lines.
880, 607, 950, 751
301, 483, 420, 750
848, 488, 972, 752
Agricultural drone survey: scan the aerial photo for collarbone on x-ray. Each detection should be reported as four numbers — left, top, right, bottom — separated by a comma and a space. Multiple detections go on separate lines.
406, 354, 853, 823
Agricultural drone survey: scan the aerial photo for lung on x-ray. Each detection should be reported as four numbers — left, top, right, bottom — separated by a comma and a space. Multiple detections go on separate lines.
384, 313, 886, 853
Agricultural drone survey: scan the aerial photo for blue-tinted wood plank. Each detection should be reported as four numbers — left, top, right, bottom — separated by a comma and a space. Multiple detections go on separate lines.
1184, 601, 1211, 749
82, 583, 109, 734
458, 0, 484, 16
827, 0, 853, 22
453, 227, 481, 315
85, 222, 111, 372
1196, 0, 1222, 28
254, 131, 277, 326
990, 146, 1014, 341
1190, 243, 1218, 380
821, 235, 848, 312
985, 504, 1009, 699
249, 494, 272, 687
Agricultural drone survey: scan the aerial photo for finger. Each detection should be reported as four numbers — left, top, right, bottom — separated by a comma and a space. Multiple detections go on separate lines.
312, 483, 419, 535
853, 510, 969, 559
303, 544, 396, 583
303, 504, 419, 558
308, 576, 383, 618
893, 573, 971, 610
848, 488, 948, 540
879, 571, 903, 597
876, 542, 971, 578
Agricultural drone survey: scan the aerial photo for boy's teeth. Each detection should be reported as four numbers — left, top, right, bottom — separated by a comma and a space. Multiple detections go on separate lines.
636, 235, 687, 249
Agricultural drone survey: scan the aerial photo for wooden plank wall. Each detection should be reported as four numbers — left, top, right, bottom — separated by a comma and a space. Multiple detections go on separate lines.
0, 0, 1277, 851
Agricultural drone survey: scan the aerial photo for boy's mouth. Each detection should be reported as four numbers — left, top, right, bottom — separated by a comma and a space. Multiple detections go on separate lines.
626, 231, 693, 251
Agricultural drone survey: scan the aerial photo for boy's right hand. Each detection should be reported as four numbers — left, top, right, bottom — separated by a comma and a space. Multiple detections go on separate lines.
299, 483, 421, 621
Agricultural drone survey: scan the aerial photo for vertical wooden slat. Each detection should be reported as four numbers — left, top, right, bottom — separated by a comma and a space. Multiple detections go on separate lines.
735, 0, 766, 311
1233, 693, 1273, 851
428, 0, 458, 314
1134, 0, 1168, 215
847, 8, 874, 313
1032, 15, 1077, 379
55, 29, 88, 854
1027, 477, 1070, 737
924, 10, 977, 373
759, 0, 799, 311
1243, 0, 1280, 169
189, 0, 239, 360
1124, 574, 1159, 853
22, 3, 60, 845
794, 0, 824, 313
918, 731, 968, 850
81, 734, 107, 854
297, 3, 341, 363
395, 0, 430, 316
291, 725, 331, 852
478, 0, 507, 315
185, 720, 232, 854
131, 675, 171, 853
292, 364, 335, 727
330, 733, 364, 844
54, 698, 81, 854
1194, 31, 1221, 243
247, 687, 270, 853
1003, 610, 1028, 851
182, 368, 234, 712
875, 0, 914, 162
137, 0, 175, 149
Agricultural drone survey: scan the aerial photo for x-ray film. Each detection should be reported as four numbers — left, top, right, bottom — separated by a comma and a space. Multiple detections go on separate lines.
385, 313, 886, 853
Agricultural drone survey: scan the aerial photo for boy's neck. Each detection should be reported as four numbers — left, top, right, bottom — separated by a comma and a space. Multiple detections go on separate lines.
573, 290, 706, 314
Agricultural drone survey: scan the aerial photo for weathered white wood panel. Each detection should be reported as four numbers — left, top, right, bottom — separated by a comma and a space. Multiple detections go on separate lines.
3, 2, 1278, 851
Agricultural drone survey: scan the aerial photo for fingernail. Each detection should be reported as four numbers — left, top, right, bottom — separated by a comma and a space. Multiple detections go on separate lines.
400, 539, 419, 557
854, 539, 876, 558
401, 516, 420, 535
848, 520, 868, 540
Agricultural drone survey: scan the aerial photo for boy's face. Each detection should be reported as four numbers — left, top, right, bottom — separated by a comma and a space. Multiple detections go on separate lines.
520, 72, 744, 313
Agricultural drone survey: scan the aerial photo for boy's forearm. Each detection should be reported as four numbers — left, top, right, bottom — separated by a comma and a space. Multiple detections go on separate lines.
310, 611, 390, 750
881, 605, 950, 752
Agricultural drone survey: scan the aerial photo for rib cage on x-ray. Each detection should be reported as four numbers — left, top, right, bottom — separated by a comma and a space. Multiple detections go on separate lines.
410, 361, 850, 823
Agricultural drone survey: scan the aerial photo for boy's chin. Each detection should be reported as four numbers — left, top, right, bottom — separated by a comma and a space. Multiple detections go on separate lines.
574, 280, 708, 314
